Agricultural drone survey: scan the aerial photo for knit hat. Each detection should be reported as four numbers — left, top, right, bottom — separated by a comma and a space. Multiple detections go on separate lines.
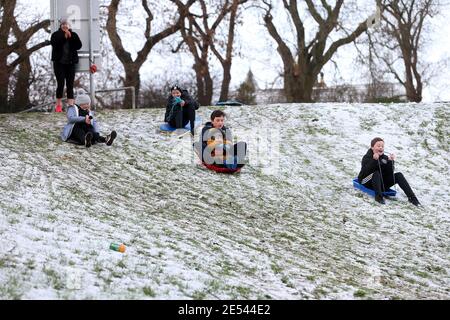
75, 89, 91, 106
170, 84, 182, 92
59, 17, 69, 26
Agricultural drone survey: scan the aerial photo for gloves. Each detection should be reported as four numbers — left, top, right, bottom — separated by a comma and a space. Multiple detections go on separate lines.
174, 97, 183, 105
90, 64, 97, 74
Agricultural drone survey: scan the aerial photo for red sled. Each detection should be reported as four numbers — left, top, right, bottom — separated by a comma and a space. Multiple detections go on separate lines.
194, 142, 243, 174
201, 162, 242, 174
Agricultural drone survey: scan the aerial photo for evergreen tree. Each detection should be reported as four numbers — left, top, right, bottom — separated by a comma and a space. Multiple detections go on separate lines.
236, 70, 257, 105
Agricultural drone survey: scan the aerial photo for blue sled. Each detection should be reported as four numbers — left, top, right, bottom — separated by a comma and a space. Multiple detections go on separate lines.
353, 178, 396, 197
160, 117, 202, 132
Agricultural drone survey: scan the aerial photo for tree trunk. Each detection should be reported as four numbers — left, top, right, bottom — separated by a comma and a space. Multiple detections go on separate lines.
0, 0, 16, 112
194, 61, 213, 106
219, 62, 232, 102
405, 82, 422, 103
0, 66, 10, 113
0, 0, 50, 113
398, 47, 423, 103
11, 58, 32, 110
284, 63, 316, 103
214, 0, 246, 102
123, 65, 140, 109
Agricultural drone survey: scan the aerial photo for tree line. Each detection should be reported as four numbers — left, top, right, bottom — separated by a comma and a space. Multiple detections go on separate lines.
0, 0, 441, 113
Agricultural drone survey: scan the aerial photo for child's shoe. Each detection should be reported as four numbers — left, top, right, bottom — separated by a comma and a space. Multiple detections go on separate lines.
85, 132, 93, 148
375, 194, 385, 204
408, 196, 421, 206
105, 131, 117, 146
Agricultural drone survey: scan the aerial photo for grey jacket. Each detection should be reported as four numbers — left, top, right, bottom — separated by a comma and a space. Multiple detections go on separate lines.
61, 105, 99, 142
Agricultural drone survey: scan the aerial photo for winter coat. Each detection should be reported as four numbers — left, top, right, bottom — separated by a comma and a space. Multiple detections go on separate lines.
358, 148, 394, 184
51, 29, 82, 64
164, 89, 199, 122
199, 122, 233, 162
61, 105, 99, 142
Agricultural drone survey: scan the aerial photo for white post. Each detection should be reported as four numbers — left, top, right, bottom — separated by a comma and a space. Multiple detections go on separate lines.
88, 0, 96, 109
52, 0, 58, 30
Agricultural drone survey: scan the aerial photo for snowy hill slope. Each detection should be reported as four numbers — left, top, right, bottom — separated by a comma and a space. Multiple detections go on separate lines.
0, 103, 449, 299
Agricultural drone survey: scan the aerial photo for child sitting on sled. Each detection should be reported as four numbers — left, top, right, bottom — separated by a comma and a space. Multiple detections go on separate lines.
61, 89, 117, 148
357, 137, 420, 206
164, 85, 199, 136
199, 110, 247, 169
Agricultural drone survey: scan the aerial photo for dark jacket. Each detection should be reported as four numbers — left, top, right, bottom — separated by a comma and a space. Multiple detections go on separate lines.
358, 148, 394, 183
164, 89, 199, 122
51, 29, 82, 64
199, 122, 233, 161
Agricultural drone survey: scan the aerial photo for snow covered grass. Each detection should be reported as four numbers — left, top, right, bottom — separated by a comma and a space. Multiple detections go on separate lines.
0, 103, 449, 300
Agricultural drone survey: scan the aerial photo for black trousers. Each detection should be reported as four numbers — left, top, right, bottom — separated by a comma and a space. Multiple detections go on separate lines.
209, 142, 248, 168
69, 123, 104, 145
54, 62, 76, 99
168, 104, 196, 135
364, 171, 416, 198
233, 142, 247, 167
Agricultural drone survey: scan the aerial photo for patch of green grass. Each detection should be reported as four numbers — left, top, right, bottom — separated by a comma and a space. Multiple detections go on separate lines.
433, 114, 449, 152
206, 279, 221, 293
419, 120, 430, 128
93, 262, 104, 273
234, 285, 251, 298
271, 263, 282, 274
220, 261, 235, 276
277, 232, 296, 242
43, 266, 64, 290
191, 290, 207, 300
354, 289, 367, 298
0, 257, 8, 268
313, 287, 328, 298
25, 259, 36, 270
47, 214, 58, 222
245, 267, 258, 277
142, 286, 156, 297
281, 275, 295, 288
360, 118, 378, 131
111, 271, 123, 278
415, 271, 430, 279
8, 217, 20, 225
117, 260, 127, 269
167, 275, 187, 290
0, 276, 23, 299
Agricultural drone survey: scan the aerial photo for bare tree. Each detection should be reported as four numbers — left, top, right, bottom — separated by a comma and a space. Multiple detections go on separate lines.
0, 0, 50, 113
172, 0, 246, 105
209, 0, 248, 102
370, 0, 439, 102
172, 0, 217, 106
106, 0, 195, 108
261, 0, 372, 103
